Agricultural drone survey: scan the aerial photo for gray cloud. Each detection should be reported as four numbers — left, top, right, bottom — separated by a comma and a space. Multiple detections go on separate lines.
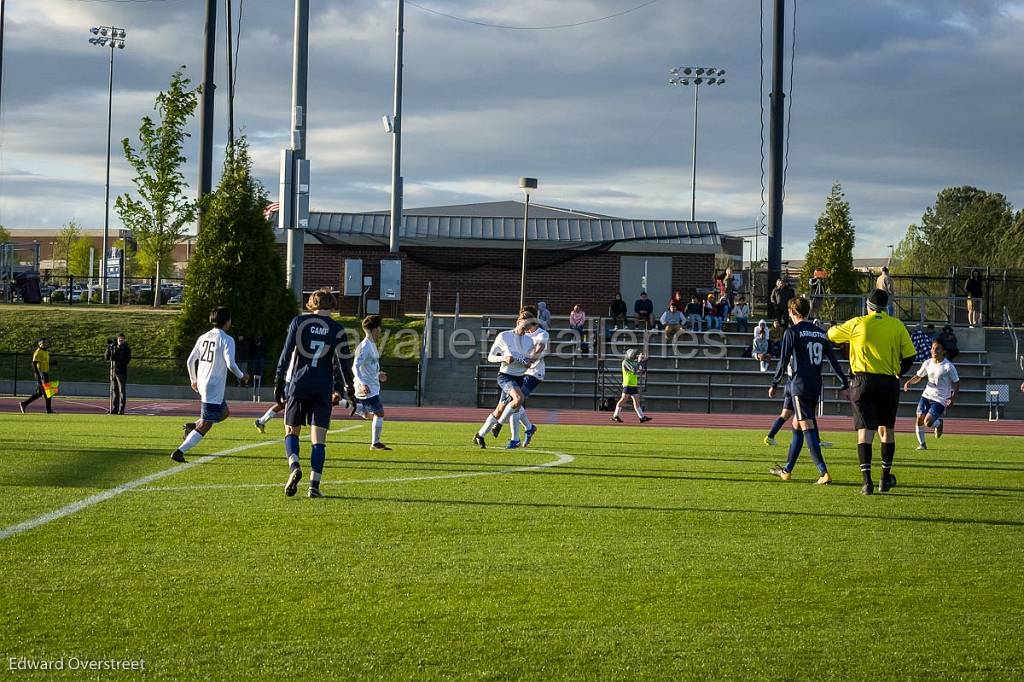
0, 0, 1021, 260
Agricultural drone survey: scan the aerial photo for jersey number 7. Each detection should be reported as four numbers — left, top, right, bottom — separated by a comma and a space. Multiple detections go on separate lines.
309, 340, 326, 367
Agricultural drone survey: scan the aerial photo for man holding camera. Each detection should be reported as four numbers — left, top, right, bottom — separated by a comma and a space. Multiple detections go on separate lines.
105, 333, 132, 415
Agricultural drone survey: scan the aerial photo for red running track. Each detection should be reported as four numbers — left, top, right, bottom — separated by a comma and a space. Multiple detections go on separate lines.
4, 397, 1024, 436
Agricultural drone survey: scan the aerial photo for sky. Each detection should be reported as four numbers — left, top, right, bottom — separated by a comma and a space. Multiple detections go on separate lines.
0, 0, 1022, 259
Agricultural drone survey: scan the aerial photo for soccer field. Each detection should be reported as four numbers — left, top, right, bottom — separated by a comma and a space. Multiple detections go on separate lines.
1, 414, 1023, 679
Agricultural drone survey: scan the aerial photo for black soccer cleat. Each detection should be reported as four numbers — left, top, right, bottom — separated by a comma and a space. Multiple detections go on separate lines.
284, 467, 302, 497
879, 474, 897, 493
490, 422, 503, 438
473, 434, 486, 449
170, 449, 186, 464
639, 416, 653, 423
370, 442, 392, 451
611, 416, 623, 423
860, 483, 875, 496
307, 485, 324, 499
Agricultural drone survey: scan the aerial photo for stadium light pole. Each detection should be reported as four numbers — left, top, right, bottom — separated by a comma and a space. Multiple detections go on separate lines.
518, 177, 538, 311
669, 67, 726, 221
89, 25, 126, 304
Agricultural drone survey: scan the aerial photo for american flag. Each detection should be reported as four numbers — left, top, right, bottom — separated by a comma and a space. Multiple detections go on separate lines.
263, 201, 280, 221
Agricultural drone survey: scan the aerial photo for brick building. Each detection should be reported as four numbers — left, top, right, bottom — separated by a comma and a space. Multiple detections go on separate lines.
278, 201, 721, 316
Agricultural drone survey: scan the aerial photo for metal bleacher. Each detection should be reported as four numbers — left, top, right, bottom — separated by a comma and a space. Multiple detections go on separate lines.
475, 316, 995, 418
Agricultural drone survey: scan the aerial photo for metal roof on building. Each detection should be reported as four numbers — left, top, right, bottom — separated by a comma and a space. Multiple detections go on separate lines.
288, 202, 720, 253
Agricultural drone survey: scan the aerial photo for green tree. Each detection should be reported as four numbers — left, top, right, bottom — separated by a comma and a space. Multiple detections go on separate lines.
52, 221, 83, 277
67, 237, 94, 277
892, 186, 1016, 275
115, 67, 199, 308
799, 182, 859, 303
0, 224, 11, 244
175, 138, 295, 365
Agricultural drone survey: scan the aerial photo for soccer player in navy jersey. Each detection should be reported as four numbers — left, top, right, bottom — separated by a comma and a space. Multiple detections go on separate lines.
768, 297, 850, 485
274, 288, 356, 498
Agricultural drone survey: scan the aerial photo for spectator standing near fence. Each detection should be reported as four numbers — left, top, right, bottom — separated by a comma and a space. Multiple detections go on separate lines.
609, 293, 628, 329
104, 333, 132, 415
634, 292, 654, 330
730, 267, 744, 307
964, 269, 983, 327
827, 289, 917, 495
876, 267, 895, 316
19, 338, 55, 414
809, 269, 826, 319
770, 279, 795, 325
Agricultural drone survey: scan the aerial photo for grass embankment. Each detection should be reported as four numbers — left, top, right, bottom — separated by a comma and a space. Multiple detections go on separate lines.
0, 305, 422, 389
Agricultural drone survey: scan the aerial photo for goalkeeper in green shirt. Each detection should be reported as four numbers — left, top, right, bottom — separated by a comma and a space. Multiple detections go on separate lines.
611, 349, 652, 423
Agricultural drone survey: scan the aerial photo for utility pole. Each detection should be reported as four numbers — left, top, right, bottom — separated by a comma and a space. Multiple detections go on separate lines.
224, 0, 235, 148
285, 0, 309, 301
767, 0, 786, 287
0, 0, 6, 121
388, 0, 405, 254
197, 0, 217, 224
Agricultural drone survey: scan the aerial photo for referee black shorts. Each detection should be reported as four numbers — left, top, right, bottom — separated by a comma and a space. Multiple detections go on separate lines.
284, 393, 333, 429
849, 373, 900, 430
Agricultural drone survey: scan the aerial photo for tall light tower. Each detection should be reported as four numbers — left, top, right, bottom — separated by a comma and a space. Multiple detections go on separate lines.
669, 66, 726, 221
89, 25, 127, 304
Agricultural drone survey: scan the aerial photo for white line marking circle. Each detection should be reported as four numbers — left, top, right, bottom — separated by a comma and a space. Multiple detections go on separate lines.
138, 450, 575, 492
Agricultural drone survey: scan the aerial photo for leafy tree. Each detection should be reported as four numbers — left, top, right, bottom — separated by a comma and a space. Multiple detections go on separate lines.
67, 237, 94, 277
799, 182, 859, 302
115, 67, 199, 308
135, 245, 176, 280
892, 186, 1016, 275
175, 138, 296, 366
0, 224, 10, 244
52, 221, 83, 277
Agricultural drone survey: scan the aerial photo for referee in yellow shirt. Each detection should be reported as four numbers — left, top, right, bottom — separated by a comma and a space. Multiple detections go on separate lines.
827, 289, 917, 495
19, 338, 56, 414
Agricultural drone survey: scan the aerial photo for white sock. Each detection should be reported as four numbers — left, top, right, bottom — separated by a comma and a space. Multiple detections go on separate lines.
510, 410, 522, 442
520, 408, 533, 431
257, 407, 277, 426
287, 453, 300, 468
498, 404, 516, 424
478, 415, 498, 438
915, 426, 926, 445
613, 404, 622, 418
310, 470, 321, 483
372, 415, 384, 444
633, 403, 645, 419
177, 430, 204, 454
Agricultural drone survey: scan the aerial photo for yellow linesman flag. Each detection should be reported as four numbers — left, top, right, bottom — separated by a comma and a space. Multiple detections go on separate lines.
42, 381, 60, 399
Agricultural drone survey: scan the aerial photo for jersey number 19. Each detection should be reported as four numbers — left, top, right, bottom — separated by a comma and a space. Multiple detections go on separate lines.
807, 342, 823, 366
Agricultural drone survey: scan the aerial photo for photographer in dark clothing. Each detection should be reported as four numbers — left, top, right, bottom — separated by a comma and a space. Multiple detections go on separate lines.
105, 333, 132, 415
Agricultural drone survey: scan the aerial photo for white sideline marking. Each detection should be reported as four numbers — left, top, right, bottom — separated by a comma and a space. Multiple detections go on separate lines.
137, 450, 575, 492
0, 424, 364, 542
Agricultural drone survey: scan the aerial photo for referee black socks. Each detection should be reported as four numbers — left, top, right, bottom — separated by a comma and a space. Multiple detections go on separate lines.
857, 443, 873, 485
881, 441, 896, 478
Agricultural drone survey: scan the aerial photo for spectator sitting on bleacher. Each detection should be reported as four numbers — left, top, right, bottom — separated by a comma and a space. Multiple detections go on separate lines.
671, 289, 685, 310
717, 294, 731, 326
660, 302, 684, 340
684, 296, 703, 332
634, 292, 654, 330
569, 304, 588, 354
703, 293, 722, 330
937, 325, 960, 361
769, 320, 784, 355
752, 320, 771, 372
732, 296, 750, 333
610, 293, 628, 329
537, 301, 551, 329
910, 324, 933, 362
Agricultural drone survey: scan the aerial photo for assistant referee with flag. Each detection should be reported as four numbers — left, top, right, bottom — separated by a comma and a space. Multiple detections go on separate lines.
827, 289, 917, 495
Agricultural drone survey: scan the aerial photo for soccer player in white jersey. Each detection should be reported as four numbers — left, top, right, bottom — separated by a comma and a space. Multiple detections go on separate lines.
491, 314, 548, 448
473, 310, 535, 449
171, 307, 249, 463
903, 339, 960, 449
353, 314, 390, 451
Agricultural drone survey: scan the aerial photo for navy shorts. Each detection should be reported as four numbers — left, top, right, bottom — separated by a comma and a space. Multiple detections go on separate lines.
783, 390, 818, 422
623, 386, 639, 396
496, 372, 525, 395
501, 375, 542, 402
917, 397, 946, 421
358, 394, 384, 414
285, 394, 333, 429
200, 401, 228, 423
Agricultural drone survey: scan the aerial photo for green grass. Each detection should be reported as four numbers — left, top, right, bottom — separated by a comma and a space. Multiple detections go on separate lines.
0, 306, 423, 389
1, 414, 1022, 679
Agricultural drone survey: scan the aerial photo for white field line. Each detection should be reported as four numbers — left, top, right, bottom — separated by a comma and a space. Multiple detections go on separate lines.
0, 424, 365, 542
137, 451, 575, 492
